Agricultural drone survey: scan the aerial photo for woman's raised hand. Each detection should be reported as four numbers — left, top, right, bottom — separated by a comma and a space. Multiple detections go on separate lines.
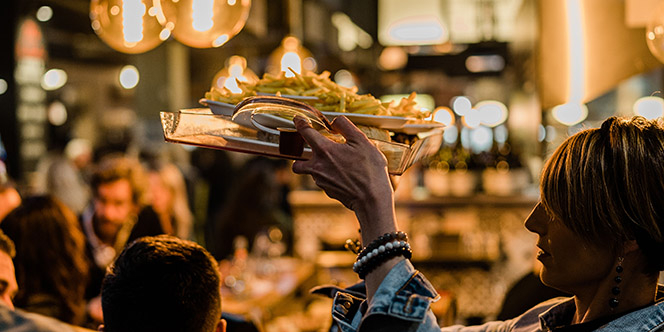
291, 115, 398, 241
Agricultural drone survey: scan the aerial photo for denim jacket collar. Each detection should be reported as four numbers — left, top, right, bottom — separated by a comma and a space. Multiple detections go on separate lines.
539, 286, 664, 331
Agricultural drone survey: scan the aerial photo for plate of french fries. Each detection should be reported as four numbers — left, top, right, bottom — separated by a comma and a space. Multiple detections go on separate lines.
203, 69, 437, 130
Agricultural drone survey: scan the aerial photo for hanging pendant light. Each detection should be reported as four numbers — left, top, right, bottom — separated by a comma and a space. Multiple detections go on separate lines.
156, 0, 251, 48
90, 0, 169, 54
211, 55, 258, 93
266, 36, 316, 77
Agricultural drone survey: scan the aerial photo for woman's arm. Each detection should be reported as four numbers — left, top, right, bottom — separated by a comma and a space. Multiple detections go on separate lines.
291, 115, 403, 300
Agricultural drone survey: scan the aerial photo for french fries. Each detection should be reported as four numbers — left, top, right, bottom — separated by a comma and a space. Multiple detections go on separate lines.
204, 69, 430, 119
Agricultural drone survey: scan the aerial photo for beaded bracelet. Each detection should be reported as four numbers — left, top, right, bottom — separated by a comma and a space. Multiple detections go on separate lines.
352, 231, 412, 279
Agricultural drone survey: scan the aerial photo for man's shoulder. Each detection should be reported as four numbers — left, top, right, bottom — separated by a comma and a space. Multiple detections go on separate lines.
0, 306, 86, 332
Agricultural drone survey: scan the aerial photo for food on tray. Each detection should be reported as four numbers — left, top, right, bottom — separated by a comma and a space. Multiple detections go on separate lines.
205, 69, 430, 119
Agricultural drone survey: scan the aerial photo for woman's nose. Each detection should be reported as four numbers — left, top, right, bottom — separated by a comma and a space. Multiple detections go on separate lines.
524, 202, 548, 235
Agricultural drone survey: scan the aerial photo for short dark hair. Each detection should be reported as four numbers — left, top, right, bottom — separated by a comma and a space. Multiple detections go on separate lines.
541, 116, 664, 273
101, 236, 222, 332
0, 229, 15, 258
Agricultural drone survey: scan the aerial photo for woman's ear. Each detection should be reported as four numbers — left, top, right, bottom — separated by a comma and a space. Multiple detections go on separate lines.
216, 318, 227, 332
623, 239, 639, 255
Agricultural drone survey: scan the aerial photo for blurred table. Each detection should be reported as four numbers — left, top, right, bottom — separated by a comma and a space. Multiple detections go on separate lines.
219, 257, 316, 322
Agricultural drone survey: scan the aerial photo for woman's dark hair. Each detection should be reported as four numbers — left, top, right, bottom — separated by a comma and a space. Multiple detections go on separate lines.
540, 116, 664, 273
1, 195, 89, 325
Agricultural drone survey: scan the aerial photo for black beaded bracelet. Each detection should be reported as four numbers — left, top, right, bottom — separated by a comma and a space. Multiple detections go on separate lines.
352, 231, 412, 279
357, 231, 408, 259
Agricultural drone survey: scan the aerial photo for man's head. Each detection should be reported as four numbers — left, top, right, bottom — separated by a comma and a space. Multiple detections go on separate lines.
100, 235, 225, 332
0, 230, 17, 309
91, 156, 146, 230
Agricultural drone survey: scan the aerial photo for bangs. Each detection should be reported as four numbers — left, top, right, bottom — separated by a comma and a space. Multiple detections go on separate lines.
539, 129, 613, 244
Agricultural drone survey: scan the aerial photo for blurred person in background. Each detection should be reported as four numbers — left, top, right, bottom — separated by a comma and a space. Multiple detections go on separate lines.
81, 155, 164, 323
0, 161, 20, 222
0, 229, 94, 332
1, 196, 89, 326
146, 161, 193, 240
33, 139, 93, 215
0, 229, 17, 310
99, 235, 226, 332
208, 157, 293, 260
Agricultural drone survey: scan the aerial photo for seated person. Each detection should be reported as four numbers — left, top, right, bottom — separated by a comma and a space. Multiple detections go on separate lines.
99, 235, 226, 332
0, 161, 20, 222
80, 156, 164, 321
0, 229, 93, 332
1, 196, 90, 326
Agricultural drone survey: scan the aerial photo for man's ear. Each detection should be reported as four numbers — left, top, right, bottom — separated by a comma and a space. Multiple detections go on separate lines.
98, 324, 104, 332
216, 319, 227, 332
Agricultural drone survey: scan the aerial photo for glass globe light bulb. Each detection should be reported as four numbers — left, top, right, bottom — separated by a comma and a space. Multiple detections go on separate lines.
157, 0, 251, 48
211, 55, 258, 93
647, 3, 664, 63
90, 0, 168, 54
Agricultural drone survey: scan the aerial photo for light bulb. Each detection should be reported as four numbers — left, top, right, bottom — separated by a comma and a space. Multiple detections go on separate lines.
647, 3, 664, 63
157, 0, 251, 48
90, 0, 167, 54
267, 36, 315, 76
211, 55, 258, 93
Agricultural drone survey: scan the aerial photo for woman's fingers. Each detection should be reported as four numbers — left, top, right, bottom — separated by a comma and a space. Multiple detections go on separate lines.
330, 116, 372, 144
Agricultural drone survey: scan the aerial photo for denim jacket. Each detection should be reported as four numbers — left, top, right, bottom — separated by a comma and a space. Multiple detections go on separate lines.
326, 259, 664, 332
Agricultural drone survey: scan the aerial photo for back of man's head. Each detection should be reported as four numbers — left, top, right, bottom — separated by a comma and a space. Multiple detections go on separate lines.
101, 235, 222, 332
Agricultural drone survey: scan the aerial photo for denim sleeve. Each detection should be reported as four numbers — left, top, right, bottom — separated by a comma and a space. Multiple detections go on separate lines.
357, 259, 442, 332
330, 259, 518, 332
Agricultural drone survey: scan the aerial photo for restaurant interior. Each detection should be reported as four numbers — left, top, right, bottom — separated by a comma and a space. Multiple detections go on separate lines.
2, 0, 664, 330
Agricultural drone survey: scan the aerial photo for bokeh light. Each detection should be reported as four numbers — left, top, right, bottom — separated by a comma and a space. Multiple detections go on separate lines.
647, 2, 664, 63
0, 79, 7, 95
551, 102, 587, 126
476, 100, 508, 127
48, 101, 68, 126
452, 96, 472, 116
633, 96, 664, 120
432, 106, 455, 127
378, 46, 408, 71
36, 6, 53, 22
41, 69, 68, 91
119, 65, 140, 89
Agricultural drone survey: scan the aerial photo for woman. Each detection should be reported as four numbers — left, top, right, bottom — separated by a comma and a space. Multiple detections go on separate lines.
1, 196, 89, 326
291, 115, 664, 331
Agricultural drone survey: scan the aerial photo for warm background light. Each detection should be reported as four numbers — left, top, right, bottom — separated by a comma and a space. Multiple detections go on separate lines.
633, 96, 664, 119
646, 2, 664, 63
0, 79, 7, 95
36, 6, 53, 22
432, 106, 455, 127
119, 65, 140, 89
452, 96, 472, 116
378, 46, 408, 70
551, 102, 588, 126
157, 0, 251, 48
211, 55, 258, 93
90, 0, 167, 54
41, 69, 67, 91
267, 36, 316, 77
476, 100, 508, 127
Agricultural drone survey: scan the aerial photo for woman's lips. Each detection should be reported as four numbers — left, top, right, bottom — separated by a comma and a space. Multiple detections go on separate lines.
536, 248, 551, 260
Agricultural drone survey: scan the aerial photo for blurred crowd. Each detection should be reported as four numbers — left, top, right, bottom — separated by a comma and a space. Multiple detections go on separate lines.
0, 140, 295, 330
